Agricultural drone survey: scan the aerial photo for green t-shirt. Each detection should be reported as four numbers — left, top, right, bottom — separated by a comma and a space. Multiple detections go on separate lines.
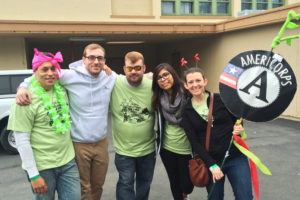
163, 121, 191, 155
110, 76, 155, 157
192, 93, 214, 124
7, 85, 75, 171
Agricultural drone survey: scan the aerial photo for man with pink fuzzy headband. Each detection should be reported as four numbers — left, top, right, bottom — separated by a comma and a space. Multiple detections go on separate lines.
16, 44, 116, 200
7, 49, 81, 200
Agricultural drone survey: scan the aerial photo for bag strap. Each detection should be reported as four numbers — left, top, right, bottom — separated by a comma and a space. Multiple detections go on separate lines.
205, 92, 214, 151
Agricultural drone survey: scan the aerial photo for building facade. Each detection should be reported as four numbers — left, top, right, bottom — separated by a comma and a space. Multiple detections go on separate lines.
0, 0, 299, 120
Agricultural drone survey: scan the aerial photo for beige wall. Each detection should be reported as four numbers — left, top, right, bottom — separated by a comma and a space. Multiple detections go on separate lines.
0, 0, 228, 23
0, 0, 296, 23
112, 0, 153, 16
232, 0, 242, 17
0, 37, 27, 70
0, 0, 111, 21
157, 23, 300, 120
287, 0, 300, 4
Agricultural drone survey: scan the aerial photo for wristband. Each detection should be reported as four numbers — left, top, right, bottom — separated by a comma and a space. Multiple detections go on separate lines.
30, 174, 40, 181
209, 164, 218, 171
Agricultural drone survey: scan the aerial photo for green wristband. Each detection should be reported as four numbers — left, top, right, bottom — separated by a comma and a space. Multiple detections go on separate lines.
209, 164, 218, 171
30, 174, 40, 181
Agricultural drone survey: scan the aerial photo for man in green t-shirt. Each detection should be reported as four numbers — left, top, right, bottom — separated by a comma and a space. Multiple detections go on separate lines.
7, 49, 80, 200
110, 51, 156, 200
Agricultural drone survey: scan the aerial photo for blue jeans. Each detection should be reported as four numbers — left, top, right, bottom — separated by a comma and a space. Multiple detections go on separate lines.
114, 152, 156, 200
206, 155, 253, 200
28, 159, 81, 200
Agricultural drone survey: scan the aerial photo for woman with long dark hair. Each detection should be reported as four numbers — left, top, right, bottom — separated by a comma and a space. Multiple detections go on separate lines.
152, 63, 194, 200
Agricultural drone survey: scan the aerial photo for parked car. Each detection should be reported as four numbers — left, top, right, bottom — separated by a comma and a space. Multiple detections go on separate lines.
0, 70, 32, 154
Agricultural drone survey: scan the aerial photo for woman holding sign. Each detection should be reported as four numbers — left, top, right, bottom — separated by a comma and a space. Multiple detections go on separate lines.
180, 67, 253, 200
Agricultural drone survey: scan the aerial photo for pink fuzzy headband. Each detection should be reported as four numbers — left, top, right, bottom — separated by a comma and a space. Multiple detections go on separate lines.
32, 48, 63, 78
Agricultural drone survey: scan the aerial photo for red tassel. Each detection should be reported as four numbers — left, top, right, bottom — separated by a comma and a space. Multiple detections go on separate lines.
233, 134, 259, 200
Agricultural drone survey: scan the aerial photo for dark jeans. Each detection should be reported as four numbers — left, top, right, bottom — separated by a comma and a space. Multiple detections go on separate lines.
114, 152, 156, 200
160, 148, 194, 200
206, 155, 253, 200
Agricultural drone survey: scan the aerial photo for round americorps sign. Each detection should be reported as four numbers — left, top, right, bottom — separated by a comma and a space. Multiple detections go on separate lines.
219, 50, 297, 122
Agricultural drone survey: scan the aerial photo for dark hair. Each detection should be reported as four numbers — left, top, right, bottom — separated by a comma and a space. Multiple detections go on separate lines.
183, 67, 206, 82
152, 63, 184, 110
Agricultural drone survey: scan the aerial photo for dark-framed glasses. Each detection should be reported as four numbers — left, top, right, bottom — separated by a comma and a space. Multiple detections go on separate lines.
125, 65, 143, 72
157, 72, 170, 81
85, 55, 105, 61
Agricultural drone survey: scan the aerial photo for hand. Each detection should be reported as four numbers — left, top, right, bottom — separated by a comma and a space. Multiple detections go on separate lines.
211, 166, 224, 183
16, 87, 32, 105
31, 176, 48, 194
103, 65, 112, 75
233, 124, 244, 136
144, 72, 153, 79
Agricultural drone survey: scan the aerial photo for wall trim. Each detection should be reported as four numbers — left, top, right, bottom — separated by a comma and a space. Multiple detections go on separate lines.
0, 4, 299, 35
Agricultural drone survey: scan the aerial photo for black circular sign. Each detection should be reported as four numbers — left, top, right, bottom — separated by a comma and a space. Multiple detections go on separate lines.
219, 50, 297, 122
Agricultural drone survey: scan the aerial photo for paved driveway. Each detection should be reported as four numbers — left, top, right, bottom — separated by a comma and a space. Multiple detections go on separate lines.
1, 118, 300, 200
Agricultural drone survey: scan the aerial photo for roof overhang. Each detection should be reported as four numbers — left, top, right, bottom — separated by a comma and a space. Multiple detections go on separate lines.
0, 3, 299, 43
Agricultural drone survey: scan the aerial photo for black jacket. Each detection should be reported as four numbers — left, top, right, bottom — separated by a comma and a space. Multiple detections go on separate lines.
156, 108, 164, 155
180, 92, 242, 167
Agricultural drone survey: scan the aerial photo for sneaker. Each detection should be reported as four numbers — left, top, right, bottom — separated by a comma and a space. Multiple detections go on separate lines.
183, 194, 190, 200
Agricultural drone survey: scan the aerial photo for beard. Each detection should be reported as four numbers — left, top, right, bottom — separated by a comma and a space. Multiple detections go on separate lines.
127, 74, 143, 87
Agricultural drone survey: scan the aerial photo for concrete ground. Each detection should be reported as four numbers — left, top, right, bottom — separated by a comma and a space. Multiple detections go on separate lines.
1, 118, 300, 200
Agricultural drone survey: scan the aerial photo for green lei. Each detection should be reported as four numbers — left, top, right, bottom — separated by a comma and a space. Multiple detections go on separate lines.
30, 77, 71, 134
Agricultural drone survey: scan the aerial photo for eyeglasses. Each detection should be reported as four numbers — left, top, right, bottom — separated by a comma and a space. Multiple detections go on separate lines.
85, 55, 105, 61
157, 72, 170, 81
125, 65, 143, 72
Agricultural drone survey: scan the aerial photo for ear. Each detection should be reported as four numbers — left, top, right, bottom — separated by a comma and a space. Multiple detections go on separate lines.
184, 82, 189, 90
123, 66, 126, 73
143, 65, 146, 72
82, 56, 86, 62
203, 79, 208, 87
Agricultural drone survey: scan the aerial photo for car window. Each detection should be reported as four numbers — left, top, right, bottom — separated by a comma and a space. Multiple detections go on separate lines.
0, 74, 32, 95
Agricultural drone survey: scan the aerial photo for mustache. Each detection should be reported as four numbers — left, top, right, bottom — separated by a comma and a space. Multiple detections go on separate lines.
129, 73, 139, 76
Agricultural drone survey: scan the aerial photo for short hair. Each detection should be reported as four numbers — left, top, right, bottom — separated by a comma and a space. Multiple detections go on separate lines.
124, 51, 144, 64
184, 67, 206, 82
83, 43, 105, 57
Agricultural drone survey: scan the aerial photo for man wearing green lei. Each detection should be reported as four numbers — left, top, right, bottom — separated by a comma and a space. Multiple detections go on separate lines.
17, 44, 117, 200
7, 49, 81, 200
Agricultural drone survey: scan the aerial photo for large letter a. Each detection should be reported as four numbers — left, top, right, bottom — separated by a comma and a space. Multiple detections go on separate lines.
239, 71, 268, 103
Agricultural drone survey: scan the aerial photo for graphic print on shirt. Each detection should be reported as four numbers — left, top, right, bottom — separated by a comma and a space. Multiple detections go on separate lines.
120, 97, 150, 123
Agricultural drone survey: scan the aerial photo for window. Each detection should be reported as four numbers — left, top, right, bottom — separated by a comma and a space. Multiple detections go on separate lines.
257, 0, 267, 10
217, 0, 229, 14
272, 0, 283, 8
181, 1, 193, 14
162, 1, 175, 14
241, 0, 284, 11
199, 0, 212, 14
0, 74, 32, 95
161, 0, 231, 16
242, 0, 252, 10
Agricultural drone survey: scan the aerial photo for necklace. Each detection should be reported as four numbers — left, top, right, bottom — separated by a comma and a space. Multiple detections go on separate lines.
30, 77, 71, 134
